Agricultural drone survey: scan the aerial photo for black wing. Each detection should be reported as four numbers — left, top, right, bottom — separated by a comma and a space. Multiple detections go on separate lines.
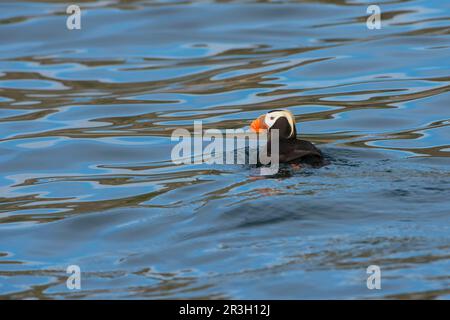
278, 139, 324, 165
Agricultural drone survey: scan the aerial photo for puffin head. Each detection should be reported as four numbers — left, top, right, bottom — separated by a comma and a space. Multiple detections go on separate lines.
250, 109, 297, 139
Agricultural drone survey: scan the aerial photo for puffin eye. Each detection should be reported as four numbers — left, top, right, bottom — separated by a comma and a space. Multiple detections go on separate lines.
270, 117, 274, 120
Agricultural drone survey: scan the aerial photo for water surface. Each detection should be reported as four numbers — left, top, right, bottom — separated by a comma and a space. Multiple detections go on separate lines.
0, 0, 450, 299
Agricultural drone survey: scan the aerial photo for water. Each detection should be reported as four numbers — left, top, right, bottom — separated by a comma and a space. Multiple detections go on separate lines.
0, 0, 449, 299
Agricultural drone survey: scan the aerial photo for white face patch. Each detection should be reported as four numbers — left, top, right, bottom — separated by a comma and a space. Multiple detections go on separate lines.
264, 110, 296, 138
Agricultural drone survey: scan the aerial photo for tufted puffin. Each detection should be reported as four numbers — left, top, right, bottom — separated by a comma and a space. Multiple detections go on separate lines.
250, 109, 325, 167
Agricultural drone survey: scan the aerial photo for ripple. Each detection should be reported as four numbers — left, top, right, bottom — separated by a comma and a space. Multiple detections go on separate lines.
0, 0, 449, 299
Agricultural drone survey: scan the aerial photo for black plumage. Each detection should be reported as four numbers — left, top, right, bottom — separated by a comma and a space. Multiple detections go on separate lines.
267, 114, 325, 166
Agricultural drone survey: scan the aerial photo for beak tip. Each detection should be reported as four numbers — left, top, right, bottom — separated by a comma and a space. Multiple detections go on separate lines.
250, 115, 268, 133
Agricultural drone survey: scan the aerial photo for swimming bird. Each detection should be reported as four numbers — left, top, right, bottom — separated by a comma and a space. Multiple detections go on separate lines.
250, 109, 324, 166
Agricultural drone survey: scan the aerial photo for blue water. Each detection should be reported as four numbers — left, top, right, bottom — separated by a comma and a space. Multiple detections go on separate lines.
0, 0, 449, 299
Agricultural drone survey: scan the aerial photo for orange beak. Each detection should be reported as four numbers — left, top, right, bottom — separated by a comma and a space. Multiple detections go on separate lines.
250, 115, 268, 133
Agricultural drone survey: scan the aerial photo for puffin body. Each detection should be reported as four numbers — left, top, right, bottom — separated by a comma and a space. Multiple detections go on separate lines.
250, 109, 325, 167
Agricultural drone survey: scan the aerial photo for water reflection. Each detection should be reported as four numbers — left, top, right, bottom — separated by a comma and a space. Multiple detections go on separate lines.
0, 0, 449, 299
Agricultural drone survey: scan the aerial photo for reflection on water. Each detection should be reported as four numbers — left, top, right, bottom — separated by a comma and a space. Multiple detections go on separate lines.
0, 0, 450, 299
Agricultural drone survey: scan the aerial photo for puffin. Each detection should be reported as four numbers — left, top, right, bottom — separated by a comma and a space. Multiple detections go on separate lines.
250, 109, 325, 167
